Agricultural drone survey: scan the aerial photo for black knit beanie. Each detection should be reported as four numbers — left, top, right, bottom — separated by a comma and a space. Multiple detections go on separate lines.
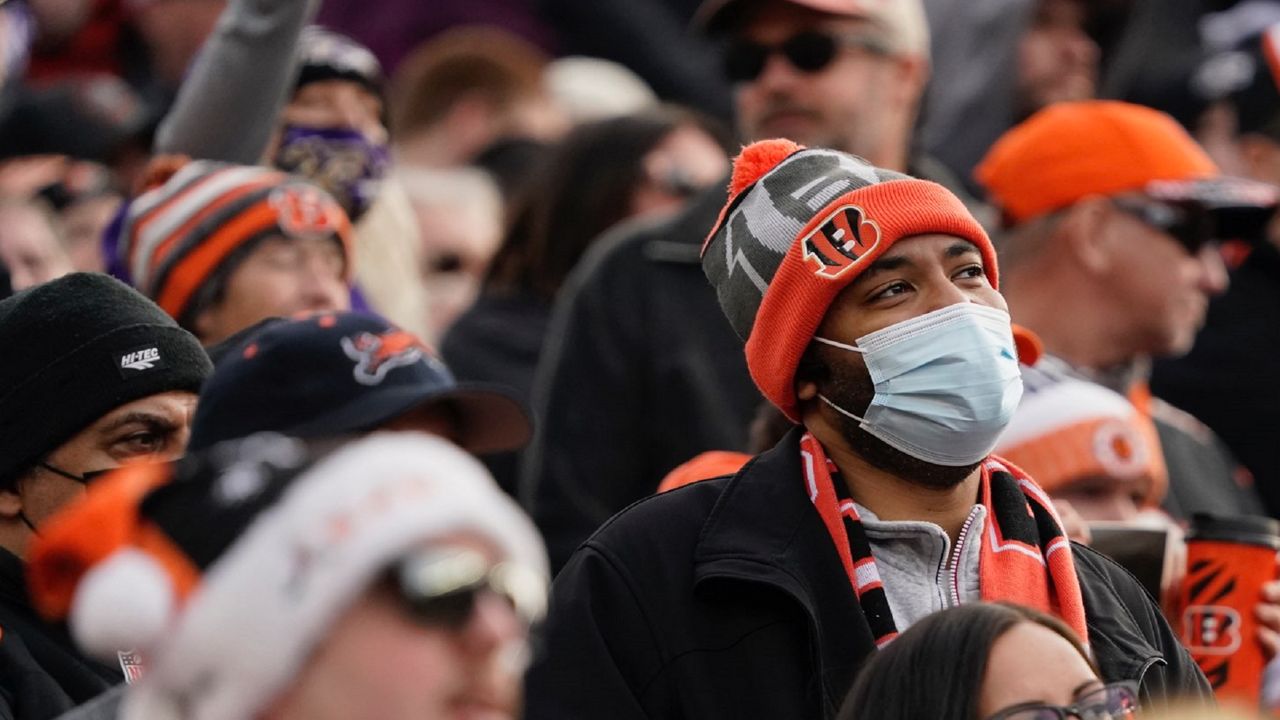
0, 273, 213, 485
295, 27, 384, 99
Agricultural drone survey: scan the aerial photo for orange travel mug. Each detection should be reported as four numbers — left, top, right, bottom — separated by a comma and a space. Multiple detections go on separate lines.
1181, 513, 1280, 706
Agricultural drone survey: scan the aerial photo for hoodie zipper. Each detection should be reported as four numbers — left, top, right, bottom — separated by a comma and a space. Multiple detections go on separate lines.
1136, 655, 1164, 689
948, 507, 981, 608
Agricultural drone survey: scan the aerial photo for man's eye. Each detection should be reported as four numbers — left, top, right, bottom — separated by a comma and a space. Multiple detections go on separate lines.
874, 281, 910, 299
116, 432, 165, 456
955, 265, 986, 280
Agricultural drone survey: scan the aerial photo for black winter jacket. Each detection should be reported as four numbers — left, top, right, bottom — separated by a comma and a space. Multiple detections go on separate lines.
0, 551, 118, 719
519, 185, 762, 572
441, 290, 552, 498
1153, 242, 1280, 515
524, 430, 1211, 719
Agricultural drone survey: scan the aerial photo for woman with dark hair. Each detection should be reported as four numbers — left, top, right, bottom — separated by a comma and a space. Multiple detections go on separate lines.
479, 105, 730, 305
440, 106, 730, 495
839, 603, 1140, 720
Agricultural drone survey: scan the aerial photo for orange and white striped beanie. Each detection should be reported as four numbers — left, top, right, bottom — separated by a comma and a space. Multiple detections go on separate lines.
995, 380, 1168, 507
117, 160, 354, 325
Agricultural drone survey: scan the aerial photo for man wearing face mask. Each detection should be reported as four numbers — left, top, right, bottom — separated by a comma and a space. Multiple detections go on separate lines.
152, 8, 431, 338
523, 140, 1209, 719
157, 22, 389, 222
0, 273, 211, 717
265, 27, 390, 224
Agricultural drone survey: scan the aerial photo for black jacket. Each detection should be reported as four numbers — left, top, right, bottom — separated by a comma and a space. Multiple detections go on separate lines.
0, 551, 118, 719
441, 290, 553, 497
520, 186, 763, 572
524, 430, 1211, 719
1153, 242, 1280, 515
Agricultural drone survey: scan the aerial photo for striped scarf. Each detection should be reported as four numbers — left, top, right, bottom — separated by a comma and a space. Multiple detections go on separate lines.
800, 432, 1088, 647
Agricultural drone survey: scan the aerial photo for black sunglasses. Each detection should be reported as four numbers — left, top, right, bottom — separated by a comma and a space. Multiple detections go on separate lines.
1111, 197, 1215, 254
395, 547, 546, 631
724, 30, 892, 84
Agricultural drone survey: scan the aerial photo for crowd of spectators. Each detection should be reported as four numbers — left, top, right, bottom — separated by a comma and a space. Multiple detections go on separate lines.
2, 0, 1280, 717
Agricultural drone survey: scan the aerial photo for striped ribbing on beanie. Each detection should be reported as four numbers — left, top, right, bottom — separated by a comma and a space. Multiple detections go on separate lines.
117, 161, 352, 322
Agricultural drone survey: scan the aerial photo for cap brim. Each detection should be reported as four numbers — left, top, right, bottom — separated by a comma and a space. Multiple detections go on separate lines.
1145, 176, 1280, 242
428, 383, 534, 455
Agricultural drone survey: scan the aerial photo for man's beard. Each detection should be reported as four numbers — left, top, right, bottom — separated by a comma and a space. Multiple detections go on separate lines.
822, 362, 980, 490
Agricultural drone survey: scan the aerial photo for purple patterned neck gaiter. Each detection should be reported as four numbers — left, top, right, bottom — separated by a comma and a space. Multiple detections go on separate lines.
273, 124, 390, 222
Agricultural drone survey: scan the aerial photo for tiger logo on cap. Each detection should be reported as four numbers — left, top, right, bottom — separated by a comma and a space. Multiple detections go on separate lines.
341, 330, 426, 385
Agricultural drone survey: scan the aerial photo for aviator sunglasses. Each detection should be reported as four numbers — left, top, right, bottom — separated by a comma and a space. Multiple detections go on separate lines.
1110, 197, 1216, 255
394, 547, 547, 630
724, 30, 892, 83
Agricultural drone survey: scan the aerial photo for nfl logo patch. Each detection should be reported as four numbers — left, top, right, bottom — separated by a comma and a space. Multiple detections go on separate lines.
118, 650, 146, 684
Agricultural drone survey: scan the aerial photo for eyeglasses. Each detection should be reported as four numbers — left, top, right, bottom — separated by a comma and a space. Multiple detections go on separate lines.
1111, 197, 1215, 255
985, 680, 1141, 720
724, 30, 893, 83
394, 547, 547, 631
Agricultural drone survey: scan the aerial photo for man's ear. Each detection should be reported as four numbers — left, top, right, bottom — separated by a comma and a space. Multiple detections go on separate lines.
0, 480, 25, 519
1238, 134, 1280, 185
192, 305, 217, 343
796, 380, 818, 402
1056, 196, 1113, 275
889, 54, 929, 117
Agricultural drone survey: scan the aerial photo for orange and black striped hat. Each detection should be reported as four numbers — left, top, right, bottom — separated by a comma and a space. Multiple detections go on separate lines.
116, 160, 354, 325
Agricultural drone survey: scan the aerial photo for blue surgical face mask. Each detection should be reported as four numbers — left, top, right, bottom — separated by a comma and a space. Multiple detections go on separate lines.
273, 124, 390, 221
813, 303, 1023, 467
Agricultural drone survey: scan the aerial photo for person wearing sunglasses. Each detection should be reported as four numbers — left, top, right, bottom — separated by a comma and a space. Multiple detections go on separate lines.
838, 603, 1140, 720
0, 272, 212, 717
699, 0, 928, 173
1152, 24, 1280, 519
27, 431, 548, 720
977, 100, 1279, 524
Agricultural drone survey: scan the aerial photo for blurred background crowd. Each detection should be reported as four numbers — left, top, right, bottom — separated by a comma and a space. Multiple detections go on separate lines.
2, 0, 1280, 716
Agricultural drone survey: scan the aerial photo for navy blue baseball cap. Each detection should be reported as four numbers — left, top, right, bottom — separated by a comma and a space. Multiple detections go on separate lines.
188, 312, 532, 454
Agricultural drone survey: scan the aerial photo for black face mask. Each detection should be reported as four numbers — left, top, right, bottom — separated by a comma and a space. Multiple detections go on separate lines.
38, 462, 111, 485
20, 463, 113, 534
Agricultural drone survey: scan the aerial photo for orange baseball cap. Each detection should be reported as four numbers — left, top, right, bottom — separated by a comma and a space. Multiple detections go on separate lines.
976, 100, 1278, 225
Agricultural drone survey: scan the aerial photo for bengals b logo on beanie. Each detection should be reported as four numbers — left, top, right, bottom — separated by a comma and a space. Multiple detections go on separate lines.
700, 140, 997, 420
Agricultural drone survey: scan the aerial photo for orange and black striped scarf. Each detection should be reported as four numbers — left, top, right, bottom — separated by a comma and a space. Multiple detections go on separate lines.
800, 432, 1088, 647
